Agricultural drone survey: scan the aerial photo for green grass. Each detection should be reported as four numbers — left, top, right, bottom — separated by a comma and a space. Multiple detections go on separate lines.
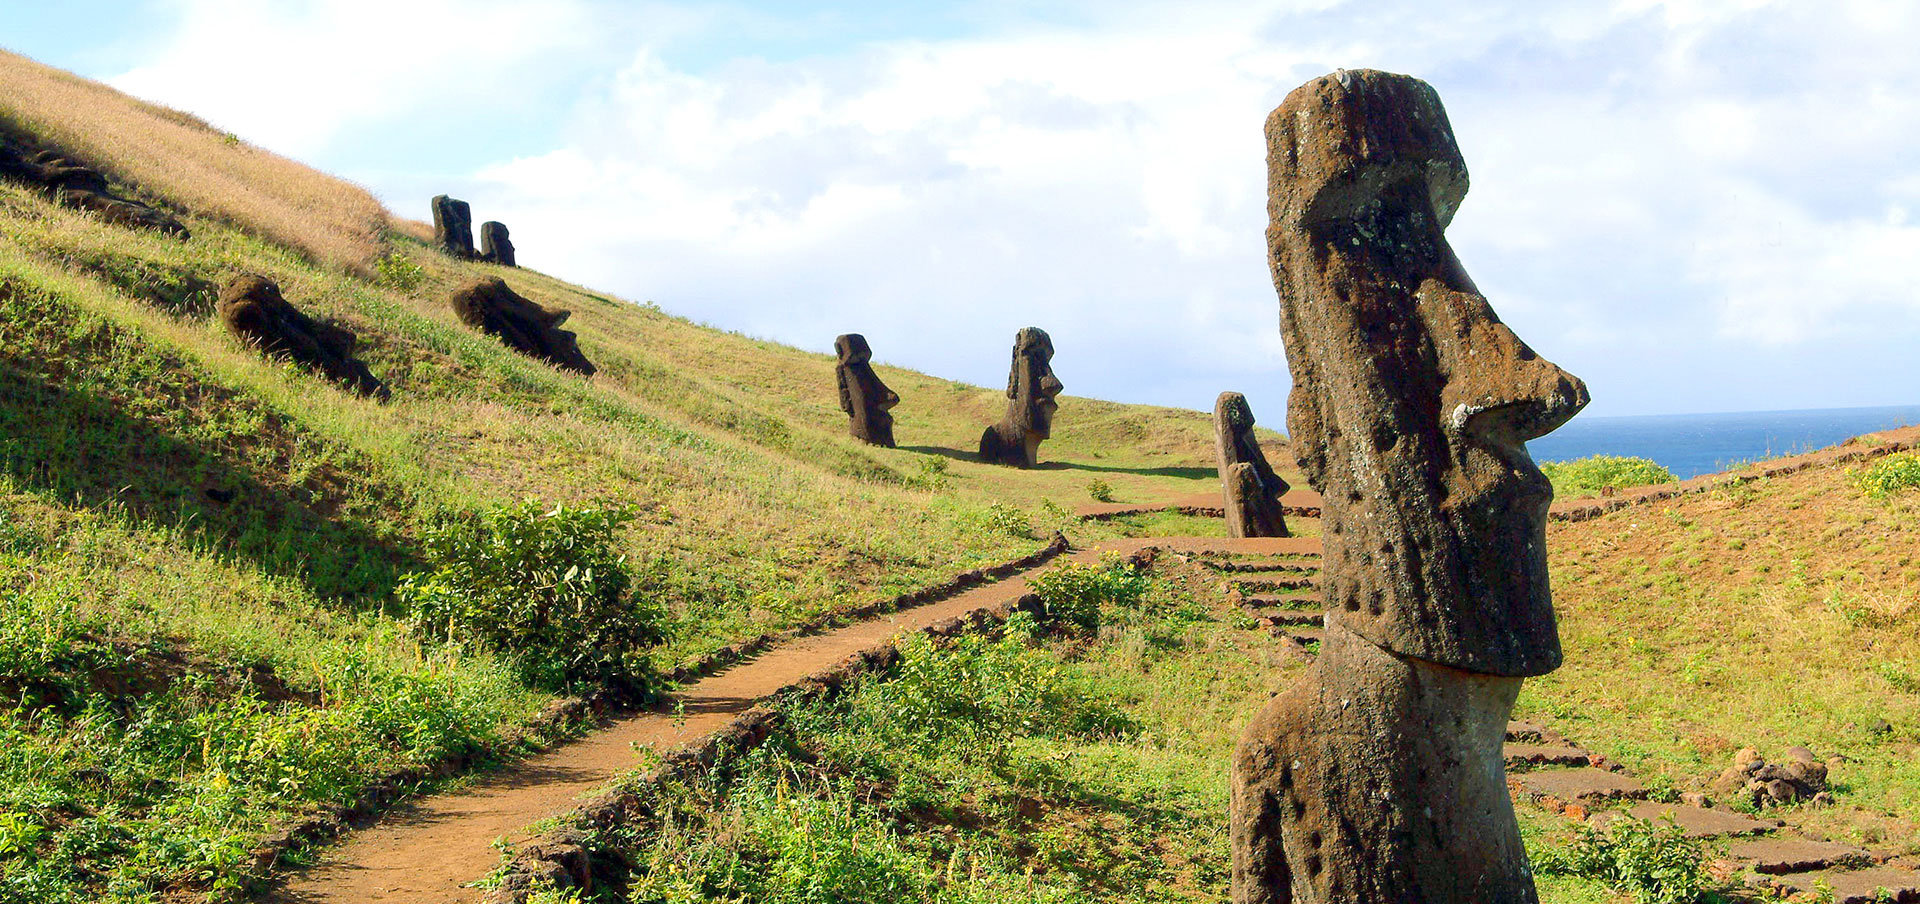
1541, 455, 1676, 499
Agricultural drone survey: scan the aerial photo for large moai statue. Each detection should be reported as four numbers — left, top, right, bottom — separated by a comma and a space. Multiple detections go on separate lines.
978, 327, 1063, 468
217, 275, 388, 399
1229, 70, 1589, 904
431, 195, 476, 259
1214, 392, 1290, 538
480, 221, 516, 267
449, 277, 596, 376
834, 334, 900, 447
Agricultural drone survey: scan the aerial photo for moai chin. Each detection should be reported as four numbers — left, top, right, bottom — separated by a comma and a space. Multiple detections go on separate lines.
835, 334, 900, 447
1229, 70, 1589, 904
431, 195, 476, 259
481, 221, 516, 267
1214, 391, 1290, 538
978, 327, 1063, 468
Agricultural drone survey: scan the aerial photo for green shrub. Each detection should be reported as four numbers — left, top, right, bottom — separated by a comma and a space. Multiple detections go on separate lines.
1027, 555, 1150, 632
1085, 479, 1113, 503
1851, 452, 1920, 500
1534, 817, 1722, 904
1540, 455, 1675, 497
397, 501, 665, 694
374, 250, 427, 293
981, 502, 1032, 539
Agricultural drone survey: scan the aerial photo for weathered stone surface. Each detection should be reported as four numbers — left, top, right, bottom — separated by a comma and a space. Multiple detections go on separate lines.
1623, 802, 1776, 838
1215, 392, 1289, 538
432, 194, 477, 259
1513, 768, 1648, 803
978, 327, 1062, 467
217, 275, 388, 399
834, 334, 899, 447
449, 277, 595, 375
1729, 837, 1869, 874
1231, 69, 1588, 904
1769, 867, 1920, 903
0, 134, 188, 237
481, 221, 516, 267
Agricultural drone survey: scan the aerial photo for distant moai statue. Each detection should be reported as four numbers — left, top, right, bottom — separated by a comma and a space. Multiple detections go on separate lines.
1213, 392, 1289, 538
480, 221, 516, 267
217, 275, 388, 399
978, 327, 1063, 468
449, 277, 596, 376
431, 195, 476, 259
1230, 70, 1589, 904
834, 334, 900, 447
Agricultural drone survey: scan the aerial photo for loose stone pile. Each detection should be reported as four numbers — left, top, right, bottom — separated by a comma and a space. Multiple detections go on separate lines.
1712, 746, 1835, 808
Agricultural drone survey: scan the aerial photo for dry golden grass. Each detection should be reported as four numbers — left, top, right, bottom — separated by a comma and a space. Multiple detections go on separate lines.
0, 49, 390, 272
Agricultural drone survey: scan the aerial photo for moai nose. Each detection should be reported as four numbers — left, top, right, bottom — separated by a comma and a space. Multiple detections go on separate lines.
1039, 373, 1064, 399
1444, 319, 1589, 447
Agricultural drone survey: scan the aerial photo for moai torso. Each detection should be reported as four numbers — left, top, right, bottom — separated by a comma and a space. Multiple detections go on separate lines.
1230, 69, 1588, 904
1214, 392, 1289, 538
432, 195, 476, 259
978, 327, 1063, 467
835, 334, 900, 447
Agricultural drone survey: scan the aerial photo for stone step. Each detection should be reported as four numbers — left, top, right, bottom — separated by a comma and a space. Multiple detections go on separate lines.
1258, 611, 1325, 629
1503, 744, 1591, 768
1238, 592, 1324, 611
1730, 837, 1872, 875
1766, 867, 1920, 903
1505, 720, 1568, 746
1513, 767, 1648, 803
1622, 802, 1778, 839
1284, 628, 1323, 650
1230, 576, 1319, 593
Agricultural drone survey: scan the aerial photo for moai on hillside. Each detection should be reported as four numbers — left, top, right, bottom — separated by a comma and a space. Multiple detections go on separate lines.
0, 135, 189, 237
1214, 392, 1290, 538
449, 277, 596, 376
431, 194, 476, 259
835, 334, 900, 447
217, 275, 388, 399
978, 327, 1063, 468
480, 221, 516, 267
1230, 70, 1589, 904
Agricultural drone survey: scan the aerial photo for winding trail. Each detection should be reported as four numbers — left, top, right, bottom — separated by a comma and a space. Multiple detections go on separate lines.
266, 536, 1319, 903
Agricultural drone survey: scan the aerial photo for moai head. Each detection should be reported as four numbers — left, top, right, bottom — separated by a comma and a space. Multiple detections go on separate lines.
1005, 327, 1063, 439
1268, 69, 1588, 677
835, 333, 900, 446
432, 195, 476, 259
481, 221, 516, 267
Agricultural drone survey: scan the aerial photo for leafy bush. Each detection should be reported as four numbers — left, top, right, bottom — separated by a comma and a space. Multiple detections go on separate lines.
1534, 817, 1722, 904
981, 502, 1032, 539
374, 250, 427, 293
398, 501, 665, 694
1086, 479, 1113, 502
1539, 455, 1675, 497
1027, 555, 1150, 632
1851, 452, 1920, 500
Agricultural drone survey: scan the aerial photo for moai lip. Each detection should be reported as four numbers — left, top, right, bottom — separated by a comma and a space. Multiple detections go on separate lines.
1230, 69, 1589, 904
835, 333, 900, 447
978, 327, 1063, 468
217, 275, 388, 400
1215, 391, 1290, 538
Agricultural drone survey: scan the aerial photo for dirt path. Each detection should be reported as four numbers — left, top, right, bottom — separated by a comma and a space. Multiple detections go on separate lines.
266, 538, 1318, 904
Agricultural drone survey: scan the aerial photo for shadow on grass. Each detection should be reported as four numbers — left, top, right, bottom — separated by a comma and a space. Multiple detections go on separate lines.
0, 361, 417, 605
898, 444, 1214, 480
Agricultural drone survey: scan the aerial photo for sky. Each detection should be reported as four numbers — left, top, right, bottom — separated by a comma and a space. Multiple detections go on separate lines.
7, 0, 1918, 418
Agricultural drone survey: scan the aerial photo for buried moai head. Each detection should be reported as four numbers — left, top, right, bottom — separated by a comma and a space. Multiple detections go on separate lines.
449, 277, 595, 376
978, 327, 1063, 467
834, 333, 900, 447
431, 195, 476, 259
217, 275, 388, 400
0, 135, 189, 238
1214, 392, 1289, 538
1268, 68, 1588, 677
480, 221, 516, 267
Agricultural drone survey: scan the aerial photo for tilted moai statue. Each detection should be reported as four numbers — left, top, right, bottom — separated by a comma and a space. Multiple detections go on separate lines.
480, 221, 516, 267
1230, 70, 1589, 904
431, 195, 476, 259
217, 275, 388, 399
449, 277, 596, 376
834, 334, 900, 447
978, 327, 1063, 468
1214, 392, 1290, 538
0, 135, 189, 237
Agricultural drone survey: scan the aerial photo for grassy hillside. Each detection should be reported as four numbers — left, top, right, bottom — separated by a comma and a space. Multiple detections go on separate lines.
0, 52, 1255, 902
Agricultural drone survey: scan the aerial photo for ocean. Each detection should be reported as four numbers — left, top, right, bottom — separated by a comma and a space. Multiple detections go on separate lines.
1527, 404, 1920, 481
